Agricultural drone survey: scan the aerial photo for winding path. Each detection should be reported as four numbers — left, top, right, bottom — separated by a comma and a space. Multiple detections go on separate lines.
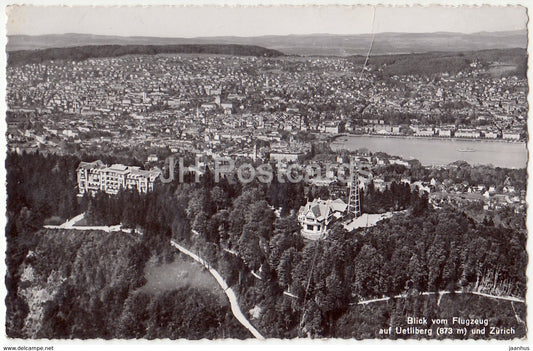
352, 290, 525, 306
43, 213, 133, 233
170, 240, 265, 340
44, 224, 131, 233
45, 217, 524, 336
43, 217, 263, 338
59, 213, 86, 228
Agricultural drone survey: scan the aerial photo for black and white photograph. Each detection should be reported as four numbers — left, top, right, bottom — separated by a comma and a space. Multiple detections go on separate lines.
2, 2, 530, 346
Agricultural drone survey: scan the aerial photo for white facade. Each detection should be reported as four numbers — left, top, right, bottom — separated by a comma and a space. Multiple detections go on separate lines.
483, 130, 500, 139
77, 160, 161, 196
389, 159, 410, 167
503, 131, 521, 141
455, 129, 481, 138
324, 125, 340, 134
297, 198, 347, 240
438, 129, 452, 137
415, 129, 434, 137
269, 152, 303, 162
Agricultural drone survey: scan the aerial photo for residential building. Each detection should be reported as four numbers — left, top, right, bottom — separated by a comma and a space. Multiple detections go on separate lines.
503, 130, 521, 141
270, 151, 304, 162
438, 128, 453, 137
414, 128, 434, 137
483, 130, 500, 139
298, 198, 347, 240
455, 129, 481, 138
324, 123, 340, 134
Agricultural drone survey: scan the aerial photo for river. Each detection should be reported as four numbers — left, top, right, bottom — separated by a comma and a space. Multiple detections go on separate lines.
330, 135, 528, 169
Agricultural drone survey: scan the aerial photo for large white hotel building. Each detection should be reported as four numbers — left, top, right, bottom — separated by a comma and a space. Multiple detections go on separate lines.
77, 160, 161, 196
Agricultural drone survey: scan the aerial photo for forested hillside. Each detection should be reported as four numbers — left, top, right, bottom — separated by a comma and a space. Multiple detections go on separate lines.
351, 48, 527, 78
11, 229, 248, 338
6, 152, 81, 338
82, 165, 527, 338
334, 293, 526, 339
6, 152, 527, 339
7, 44, 284, 66
6, 152, 250, 339
7, 30, 527, 55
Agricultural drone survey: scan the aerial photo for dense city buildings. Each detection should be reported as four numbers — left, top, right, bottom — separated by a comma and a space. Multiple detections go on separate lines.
7, 50, 528, 239
6, 53, 527, 160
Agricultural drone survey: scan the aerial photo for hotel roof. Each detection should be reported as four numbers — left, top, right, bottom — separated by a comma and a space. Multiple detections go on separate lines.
299, 198, 347, 221
78, 160, 106, 170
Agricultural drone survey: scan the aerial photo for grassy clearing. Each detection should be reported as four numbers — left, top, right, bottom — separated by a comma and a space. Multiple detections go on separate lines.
138, 254, 227, 305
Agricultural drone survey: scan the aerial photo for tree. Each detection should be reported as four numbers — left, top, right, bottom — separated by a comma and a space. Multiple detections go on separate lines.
211, 186, 228, 211
277, 247, 300, 289
192, 211, 209, 238
407, 254, 427, 291
186, 189, 208, 220
238, 225, 264, 271
353, 244, 383, 298
117, 292, 150, 338
302, 301, 323, 338
245, 200, 275, 240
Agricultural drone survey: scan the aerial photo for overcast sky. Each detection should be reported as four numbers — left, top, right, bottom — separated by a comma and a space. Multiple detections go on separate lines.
6, 5, 528, 37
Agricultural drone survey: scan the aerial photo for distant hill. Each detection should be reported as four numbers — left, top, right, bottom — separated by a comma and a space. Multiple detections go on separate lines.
7, 44, 284, 65
350, 48, 528, 77
7, 30, 527, 56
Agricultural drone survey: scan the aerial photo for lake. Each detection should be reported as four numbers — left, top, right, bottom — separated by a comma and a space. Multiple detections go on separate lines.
330, 135, 528, 169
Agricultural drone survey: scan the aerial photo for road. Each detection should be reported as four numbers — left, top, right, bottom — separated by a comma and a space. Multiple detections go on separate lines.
46, 220, 525, 335
60, 213, 86, 228
44, 224, 130, 233
353, 290, 525, 306
42, 217, 264, 339
170, 240, 265, 340
43, 213, 133, 234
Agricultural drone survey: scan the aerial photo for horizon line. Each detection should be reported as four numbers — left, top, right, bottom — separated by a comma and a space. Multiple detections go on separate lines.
8, 28, 527, 38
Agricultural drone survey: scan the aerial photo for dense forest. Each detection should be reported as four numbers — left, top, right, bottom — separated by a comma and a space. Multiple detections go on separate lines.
81, 160, 526, 338
6, 152, 250, 338
179, 191, 526, 338
6, 152, 81, 337
334, 293, 526, 339
6, 152, 527, 339
12, 229, 248, 338
350, 48, 527, 78
7, 44, 285, 66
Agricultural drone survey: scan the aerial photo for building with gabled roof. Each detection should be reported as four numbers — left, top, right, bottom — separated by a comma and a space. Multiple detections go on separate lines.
297, 198, 347, 240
